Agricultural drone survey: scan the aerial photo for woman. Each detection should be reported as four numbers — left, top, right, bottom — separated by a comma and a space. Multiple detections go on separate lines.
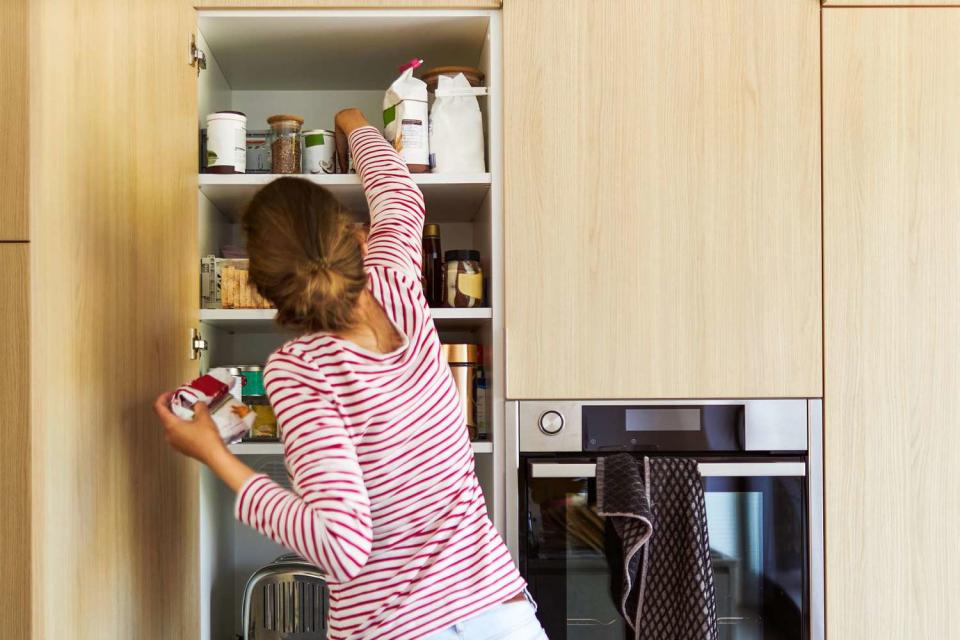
154, 108, 546, 640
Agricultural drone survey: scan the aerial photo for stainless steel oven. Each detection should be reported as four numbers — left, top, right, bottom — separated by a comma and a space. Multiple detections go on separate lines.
505, 400, 824, 640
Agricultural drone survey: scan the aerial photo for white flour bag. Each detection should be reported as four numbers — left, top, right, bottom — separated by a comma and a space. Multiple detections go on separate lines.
383, 59, 430, 172
429, 73, 486, 173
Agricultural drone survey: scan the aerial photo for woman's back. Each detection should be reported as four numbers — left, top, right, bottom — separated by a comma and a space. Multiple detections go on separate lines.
234, 127, 525, 639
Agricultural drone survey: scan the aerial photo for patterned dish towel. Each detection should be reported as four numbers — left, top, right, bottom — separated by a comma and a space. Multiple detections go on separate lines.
596, 454, 718, 640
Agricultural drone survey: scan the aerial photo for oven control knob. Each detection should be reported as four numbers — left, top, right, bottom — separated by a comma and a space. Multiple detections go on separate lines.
538, 410, 564, 435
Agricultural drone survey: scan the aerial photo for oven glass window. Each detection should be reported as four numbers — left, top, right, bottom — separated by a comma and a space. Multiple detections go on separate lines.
522, 463, 807, 640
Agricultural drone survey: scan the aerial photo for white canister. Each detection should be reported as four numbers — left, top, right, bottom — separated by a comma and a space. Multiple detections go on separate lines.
302, 129, 336, 174
206, 111, 247, 173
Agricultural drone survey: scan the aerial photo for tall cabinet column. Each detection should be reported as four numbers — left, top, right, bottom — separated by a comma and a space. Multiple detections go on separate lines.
823, 8, 960, 637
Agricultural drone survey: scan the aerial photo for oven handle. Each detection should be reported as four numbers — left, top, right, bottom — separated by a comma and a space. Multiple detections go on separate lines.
529, 461, 806, 478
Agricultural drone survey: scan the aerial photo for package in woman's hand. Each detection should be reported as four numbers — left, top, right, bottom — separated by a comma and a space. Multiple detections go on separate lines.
170, 368, 254, 444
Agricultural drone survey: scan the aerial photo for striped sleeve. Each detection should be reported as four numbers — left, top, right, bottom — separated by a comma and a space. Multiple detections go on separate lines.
234, 349, 373, 583
349, 126, 426, 280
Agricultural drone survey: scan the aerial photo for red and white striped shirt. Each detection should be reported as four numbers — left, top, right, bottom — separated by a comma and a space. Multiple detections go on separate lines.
235, 126, 525, 639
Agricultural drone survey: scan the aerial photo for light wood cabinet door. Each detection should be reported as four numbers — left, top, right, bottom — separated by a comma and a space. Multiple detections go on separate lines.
824, 1, 960, 5
0, 244, 28, 638
823, 9, 960, 638
196, 1, 499, 7
30, 0, 199, 637
503, 0, 821, 399
0, 0, 27, 240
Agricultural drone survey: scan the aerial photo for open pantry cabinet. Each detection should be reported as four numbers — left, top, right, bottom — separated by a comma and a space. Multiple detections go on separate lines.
193, 9, 504, 639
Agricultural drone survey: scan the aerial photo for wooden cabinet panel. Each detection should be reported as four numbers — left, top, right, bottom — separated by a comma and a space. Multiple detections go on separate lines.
824, 1, 960, 6
0, 0, 28, 239
503, 0, 821, 399
30, 0, 199, 637
196, 1, 499, 7
823, 9, 960, 638
0, 245, 28, 638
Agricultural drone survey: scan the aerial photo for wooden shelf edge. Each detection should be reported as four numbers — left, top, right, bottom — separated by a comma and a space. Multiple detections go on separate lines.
229, 441, 494, 455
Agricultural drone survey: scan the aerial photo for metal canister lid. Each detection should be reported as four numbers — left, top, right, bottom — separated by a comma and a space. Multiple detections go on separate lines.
224, 366, 242, 375
239, 365, 263, 371
442, 343, 479, 364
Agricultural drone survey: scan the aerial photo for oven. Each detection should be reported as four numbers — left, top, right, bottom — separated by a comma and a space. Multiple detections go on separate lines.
505, 400, 824, 640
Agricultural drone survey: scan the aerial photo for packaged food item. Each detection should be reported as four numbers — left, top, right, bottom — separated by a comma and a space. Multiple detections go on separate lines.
383, 59, 429, 173
474, 366, 489, 441
444, 250, 483, 308
224, 366, 244, 400
303, 129, 336, 174
442, 343, 480, 440
267, 114, 304, 174
238, 365, 266, 397
200, 256, 272, 309
170, 368, 255, 444
245, 130, 271, 173
422, 223, 443, 306
420, 65, 484, 92
206, 111, 247, 173
248, 398, 279, 440
429, 73, 486, 173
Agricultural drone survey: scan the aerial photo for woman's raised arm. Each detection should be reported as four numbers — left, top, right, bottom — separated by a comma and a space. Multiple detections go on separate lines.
335, 108, 426, 281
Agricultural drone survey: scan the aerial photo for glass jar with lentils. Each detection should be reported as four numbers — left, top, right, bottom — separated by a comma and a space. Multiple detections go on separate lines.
267, 114, 304, 174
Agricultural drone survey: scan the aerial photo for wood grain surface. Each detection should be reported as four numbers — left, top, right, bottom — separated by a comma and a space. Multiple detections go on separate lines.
0, 0, 28, 239
824, 8, 960, 637
503, 0, 822, 399
30, 0, 200, 637
0, 245, 29, 638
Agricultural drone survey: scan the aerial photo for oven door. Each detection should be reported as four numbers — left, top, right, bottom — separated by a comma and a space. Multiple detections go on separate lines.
520, 458, 809, 640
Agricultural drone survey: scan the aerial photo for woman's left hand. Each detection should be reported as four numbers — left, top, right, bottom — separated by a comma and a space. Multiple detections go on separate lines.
153, 392, 227, 465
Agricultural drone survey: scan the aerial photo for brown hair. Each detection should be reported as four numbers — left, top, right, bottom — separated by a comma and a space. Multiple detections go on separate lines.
242, 177, 366, 333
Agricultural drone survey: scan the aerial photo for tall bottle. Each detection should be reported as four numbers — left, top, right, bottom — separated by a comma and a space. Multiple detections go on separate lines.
422, 223, 444, 306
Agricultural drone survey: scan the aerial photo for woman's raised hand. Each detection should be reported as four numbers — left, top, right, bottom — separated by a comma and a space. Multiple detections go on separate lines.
335, 108, 370, 172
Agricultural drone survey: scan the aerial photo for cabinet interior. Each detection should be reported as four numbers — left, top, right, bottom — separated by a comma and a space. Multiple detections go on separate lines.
195, 9, 502, 640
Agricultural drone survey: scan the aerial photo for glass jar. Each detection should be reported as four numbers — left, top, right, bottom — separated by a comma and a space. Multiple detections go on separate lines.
247, 396, 278, 440
444, 250, 483, 307
267, 114, 304, 174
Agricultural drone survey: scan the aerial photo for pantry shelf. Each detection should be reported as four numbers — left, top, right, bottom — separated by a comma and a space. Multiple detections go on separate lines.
200, 306, 492, 332
229, 441, 494, 455
199, 173, 492, 223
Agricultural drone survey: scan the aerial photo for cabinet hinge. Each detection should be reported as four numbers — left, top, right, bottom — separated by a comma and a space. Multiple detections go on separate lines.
188, 34, 207, 74
190, 327, 208, 361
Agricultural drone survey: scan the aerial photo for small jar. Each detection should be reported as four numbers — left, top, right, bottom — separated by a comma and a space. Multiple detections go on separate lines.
444, 250, 483, 308
247, 396, 279, 440
205, 111, 247, 174
267, 114, 304, 174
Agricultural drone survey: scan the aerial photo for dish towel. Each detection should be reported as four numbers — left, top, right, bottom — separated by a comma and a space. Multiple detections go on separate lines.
596, 454, 718, 640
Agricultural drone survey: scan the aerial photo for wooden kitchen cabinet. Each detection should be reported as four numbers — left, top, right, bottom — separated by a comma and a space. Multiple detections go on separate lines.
503, 0, 822, 399
824, 1, 960, 5
823, 8, 960, 638
0, 0, 28, 240
0, 245, 28, 638
17, 1, 504, 637
28, 0, 199, 637
199, 0, 499, 5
